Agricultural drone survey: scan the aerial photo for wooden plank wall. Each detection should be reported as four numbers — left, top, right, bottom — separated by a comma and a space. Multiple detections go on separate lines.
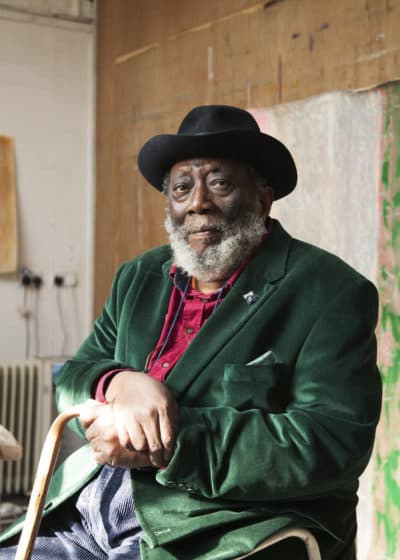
95, 0, 400, 313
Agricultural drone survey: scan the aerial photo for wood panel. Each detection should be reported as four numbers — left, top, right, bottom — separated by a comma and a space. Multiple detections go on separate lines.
0, 136, 17, 274
95, 0, 400, 313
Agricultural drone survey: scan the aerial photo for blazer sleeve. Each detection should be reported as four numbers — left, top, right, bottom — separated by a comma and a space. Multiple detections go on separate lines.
156, 277, 382, 502
54, 262, 134, 438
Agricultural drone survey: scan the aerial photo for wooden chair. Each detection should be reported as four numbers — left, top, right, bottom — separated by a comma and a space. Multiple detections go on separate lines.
14, 409, 321, 560
234, 527, 321, 559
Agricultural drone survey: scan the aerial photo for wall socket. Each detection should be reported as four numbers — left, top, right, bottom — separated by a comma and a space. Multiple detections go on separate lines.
53, 272, 78, 287
20, 267, 42, 288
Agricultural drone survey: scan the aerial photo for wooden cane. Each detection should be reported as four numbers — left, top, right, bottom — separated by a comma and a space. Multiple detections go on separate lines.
15, 407, 82, 560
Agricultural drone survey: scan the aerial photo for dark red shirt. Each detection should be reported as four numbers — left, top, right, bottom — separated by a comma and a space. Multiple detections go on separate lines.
146, 264, 244, 382
94, 268, 241, 400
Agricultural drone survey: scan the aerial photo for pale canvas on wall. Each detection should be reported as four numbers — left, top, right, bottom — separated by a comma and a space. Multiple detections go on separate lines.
251, 87, 399, 559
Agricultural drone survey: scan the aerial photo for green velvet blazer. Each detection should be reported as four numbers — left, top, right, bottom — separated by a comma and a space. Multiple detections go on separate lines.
1, 221, 381, 559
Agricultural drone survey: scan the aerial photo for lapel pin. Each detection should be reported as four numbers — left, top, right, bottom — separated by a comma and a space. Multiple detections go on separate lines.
243, 291, 259, 305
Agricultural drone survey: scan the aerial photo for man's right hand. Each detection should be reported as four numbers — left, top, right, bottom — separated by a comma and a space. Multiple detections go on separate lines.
80, 371, 178, 469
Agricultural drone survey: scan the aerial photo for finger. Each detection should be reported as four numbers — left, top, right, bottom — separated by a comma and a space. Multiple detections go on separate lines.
88, 424, 120, 461
91, 441, 152, 469
140, 412, 164, 468
79, 399, 104, 428
159, 405, 178, 463
110, 402, 147, 452
117, 449, 153, 469
115, 424, 131, 449
90, 441, 114, 465
125, 422, 148, 453
84, 407, 115, 442
110, 448, 153, 469
114, 419, 136, 450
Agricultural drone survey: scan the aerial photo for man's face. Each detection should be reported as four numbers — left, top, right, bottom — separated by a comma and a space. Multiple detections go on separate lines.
167, 158, 271, 253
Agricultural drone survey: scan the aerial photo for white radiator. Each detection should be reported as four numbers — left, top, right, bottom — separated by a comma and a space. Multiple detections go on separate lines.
0, 359, 53, 497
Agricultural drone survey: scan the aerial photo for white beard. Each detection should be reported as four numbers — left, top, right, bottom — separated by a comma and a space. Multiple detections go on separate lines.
164, 211, 267, 282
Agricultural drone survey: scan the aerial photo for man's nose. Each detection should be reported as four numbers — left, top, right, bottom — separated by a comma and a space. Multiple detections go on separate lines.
187, 181, 213, 213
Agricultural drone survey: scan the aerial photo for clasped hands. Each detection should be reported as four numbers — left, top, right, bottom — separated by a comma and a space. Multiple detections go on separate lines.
79, 371, 178, 469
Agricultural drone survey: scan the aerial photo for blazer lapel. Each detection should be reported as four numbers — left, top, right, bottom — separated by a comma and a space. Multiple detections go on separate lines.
123, 257, 173, 369
165, 221, 292, 397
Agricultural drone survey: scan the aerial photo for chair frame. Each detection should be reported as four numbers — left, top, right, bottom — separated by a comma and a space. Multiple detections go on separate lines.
234, 527, 321, 560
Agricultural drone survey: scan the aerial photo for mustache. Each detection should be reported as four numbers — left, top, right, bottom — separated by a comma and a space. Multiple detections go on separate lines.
177, 217, 232, 235
165, 210, 267, 282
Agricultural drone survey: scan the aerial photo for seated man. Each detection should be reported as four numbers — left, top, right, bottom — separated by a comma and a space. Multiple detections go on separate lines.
0, 105, 381, 559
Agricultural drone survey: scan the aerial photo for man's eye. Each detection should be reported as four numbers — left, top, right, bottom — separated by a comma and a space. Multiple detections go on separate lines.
209, 178, 230, 190
173, 183, 190, 193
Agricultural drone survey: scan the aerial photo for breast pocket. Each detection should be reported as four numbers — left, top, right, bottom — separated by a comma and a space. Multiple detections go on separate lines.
222, 363, 289, 412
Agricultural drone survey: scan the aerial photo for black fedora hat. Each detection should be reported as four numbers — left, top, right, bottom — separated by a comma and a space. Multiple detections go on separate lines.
137, 105, 297, 200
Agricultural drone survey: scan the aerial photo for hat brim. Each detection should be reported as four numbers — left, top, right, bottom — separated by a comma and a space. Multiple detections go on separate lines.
137, 129, 297, 200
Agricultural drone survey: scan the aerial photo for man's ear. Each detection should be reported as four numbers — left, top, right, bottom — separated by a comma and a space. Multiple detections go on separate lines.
258, 186, 274, 219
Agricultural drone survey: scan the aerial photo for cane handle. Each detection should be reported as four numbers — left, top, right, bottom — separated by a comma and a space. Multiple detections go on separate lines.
15, 407, 82, 560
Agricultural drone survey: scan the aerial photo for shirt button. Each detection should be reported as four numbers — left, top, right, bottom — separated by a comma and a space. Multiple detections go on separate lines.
162, 362, 169, 368
186, 328, 194, 334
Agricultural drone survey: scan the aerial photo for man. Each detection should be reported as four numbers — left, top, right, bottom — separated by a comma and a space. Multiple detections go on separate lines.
0, 105, 381, 559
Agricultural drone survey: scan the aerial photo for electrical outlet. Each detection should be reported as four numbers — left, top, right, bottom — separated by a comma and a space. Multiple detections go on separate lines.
20, 267, 43, 288
20, 266, 33, 286
53, 272, 78, 287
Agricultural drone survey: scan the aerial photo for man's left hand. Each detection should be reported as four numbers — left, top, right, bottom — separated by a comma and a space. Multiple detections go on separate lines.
80, 399, 157, 469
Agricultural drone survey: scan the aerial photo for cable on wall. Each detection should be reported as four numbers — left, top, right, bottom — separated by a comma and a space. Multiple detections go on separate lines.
18, 267, 43, 359
32, 275, 42, 356
22, 284, 31, 359
54, 276, 67, 356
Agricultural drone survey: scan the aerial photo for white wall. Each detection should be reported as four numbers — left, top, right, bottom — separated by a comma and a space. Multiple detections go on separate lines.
0, 7, 95, 360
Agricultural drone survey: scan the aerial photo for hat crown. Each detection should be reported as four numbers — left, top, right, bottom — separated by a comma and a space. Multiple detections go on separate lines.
177, 105, 261, 135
